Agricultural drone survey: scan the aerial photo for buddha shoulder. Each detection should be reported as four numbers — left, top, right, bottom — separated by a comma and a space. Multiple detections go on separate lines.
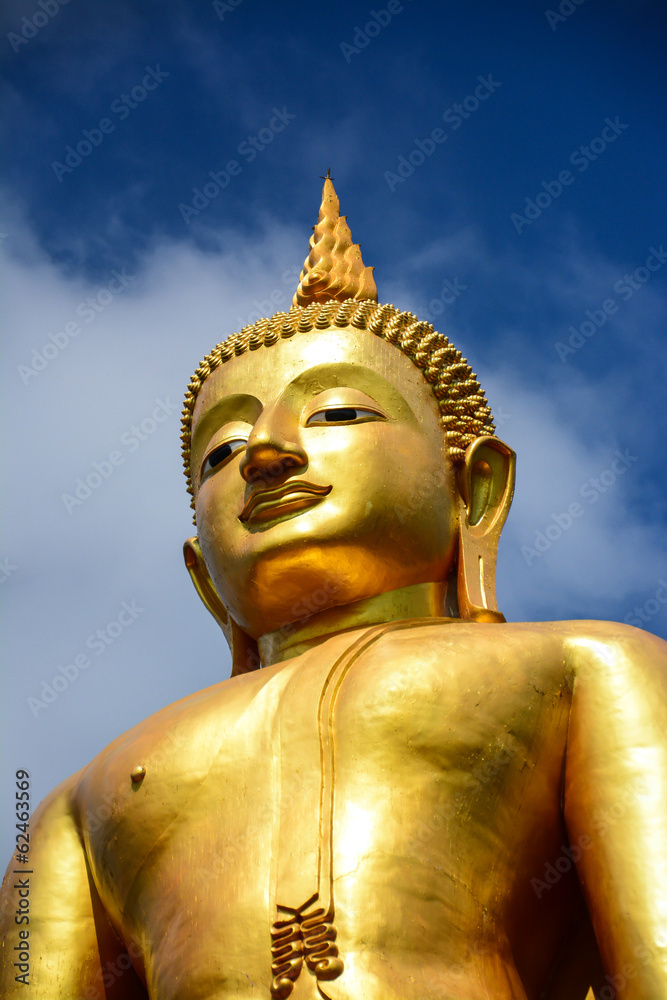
357, 617, 666, 694
550, 617, 667, 691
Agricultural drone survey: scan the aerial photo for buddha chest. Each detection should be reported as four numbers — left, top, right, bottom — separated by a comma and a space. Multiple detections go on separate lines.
82, 621, 571, 1000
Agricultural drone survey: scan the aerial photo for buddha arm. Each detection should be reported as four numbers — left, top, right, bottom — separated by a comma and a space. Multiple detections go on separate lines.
564, 625, 667, 997
0, 773, 146, 999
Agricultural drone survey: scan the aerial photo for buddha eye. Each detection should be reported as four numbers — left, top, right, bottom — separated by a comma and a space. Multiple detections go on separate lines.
201, 439, 247, 480
306, 407, 384, 426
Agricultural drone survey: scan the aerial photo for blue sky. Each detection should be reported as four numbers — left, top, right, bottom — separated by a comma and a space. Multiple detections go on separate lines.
1, 0, 666, 856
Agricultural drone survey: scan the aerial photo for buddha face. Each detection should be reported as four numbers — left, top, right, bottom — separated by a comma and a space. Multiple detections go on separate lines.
190, 326, 459, 638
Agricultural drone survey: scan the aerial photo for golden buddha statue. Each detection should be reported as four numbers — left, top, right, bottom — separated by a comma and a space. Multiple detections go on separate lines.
2, 178, 667, 1000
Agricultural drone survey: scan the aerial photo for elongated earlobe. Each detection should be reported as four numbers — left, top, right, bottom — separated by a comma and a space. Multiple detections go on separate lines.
183, 537, 260, 675
456, 436, 515, 623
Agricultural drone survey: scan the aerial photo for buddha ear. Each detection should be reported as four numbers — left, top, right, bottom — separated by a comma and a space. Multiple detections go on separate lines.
183, 537, 260, 676
455, 436, 515, 623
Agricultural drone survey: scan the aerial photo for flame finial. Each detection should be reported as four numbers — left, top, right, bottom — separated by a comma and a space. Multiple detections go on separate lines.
293, 177, 378, 307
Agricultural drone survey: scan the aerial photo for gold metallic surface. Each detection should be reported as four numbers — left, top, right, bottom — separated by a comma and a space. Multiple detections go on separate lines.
2, 182, 667, 999
293, 176, 377, 306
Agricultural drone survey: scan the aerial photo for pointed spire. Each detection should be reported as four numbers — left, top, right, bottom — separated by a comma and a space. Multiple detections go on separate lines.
292, 177, 378, 307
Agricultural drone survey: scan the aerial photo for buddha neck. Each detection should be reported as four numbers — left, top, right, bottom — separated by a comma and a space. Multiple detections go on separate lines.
257, 580, 452, 667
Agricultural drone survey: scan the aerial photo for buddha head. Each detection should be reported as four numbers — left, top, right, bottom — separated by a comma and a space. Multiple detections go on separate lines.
181, 178, 515, 673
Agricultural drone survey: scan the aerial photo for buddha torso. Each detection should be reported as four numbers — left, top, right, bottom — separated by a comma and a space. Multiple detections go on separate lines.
76, 620, 598, 1000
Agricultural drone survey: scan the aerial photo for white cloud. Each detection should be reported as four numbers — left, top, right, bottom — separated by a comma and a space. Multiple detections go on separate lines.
486, 375, 667, 622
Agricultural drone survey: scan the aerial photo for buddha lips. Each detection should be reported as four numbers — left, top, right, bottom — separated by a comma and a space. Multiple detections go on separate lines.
239, 482, 333, 523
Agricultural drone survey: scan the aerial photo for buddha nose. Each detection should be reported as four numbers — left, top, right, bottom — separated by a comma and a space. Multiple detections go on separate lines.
239, 405, 307, 485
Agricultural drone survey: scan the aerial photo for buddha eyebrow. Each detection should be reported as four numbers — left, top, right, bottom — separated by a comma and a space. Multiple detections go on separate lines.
191, 394, 260, 452
284, 362, 418, 424
287, 362, 386, 390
